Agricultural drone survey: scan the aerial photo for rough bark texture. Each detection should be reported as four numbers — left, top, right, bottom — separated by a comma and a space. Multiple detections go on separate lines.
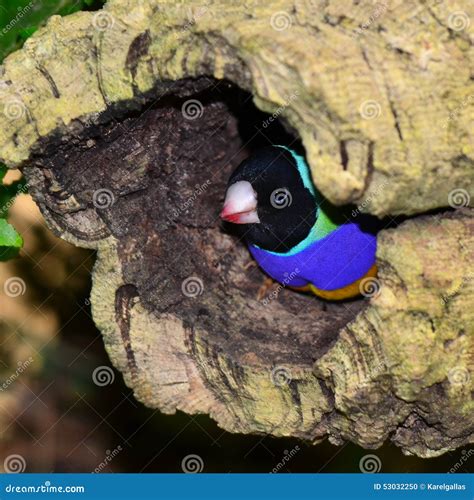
0, 0, 472, 457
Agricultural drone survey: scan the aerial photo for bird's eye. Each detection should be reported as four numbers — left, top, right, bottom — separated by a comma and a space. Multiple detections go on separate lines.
270, 188, 293, 210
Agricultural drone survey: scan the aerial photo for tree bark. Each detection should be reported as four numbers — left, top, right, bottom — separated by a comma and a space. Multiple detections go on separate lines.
0, 0, 472, 457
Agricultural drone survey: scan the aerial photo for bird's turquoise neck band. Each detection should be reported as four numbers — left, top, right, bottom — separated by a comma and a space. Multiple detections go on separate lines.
256, 146, 340, 257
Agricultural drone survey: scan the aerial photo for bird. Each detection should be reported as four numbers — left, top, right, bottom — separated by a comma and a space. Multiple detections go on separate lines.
220, 145, 378, 300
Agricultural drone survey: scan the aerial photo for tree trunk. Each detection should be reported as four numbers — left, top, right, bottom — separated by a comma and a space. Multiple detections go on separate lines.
0, 0, 472, 457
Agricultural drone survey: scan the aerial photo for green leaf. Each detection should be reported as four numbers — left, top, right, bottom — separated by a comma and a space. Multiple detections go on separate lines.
8, 178, 28, 196
18, 26, 38, 41
0, 164, 7, 182
0, 0, 106, 260
0, 1, 106, 62
0, 192, 12, 218
0, 165, 12, 218
0, 218, 23, 261
0, 167, 27, 218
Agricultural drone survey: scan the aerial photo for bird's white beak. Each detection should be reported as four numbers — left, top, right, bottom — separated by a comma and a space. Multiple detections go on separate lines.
220, 181, 260, 224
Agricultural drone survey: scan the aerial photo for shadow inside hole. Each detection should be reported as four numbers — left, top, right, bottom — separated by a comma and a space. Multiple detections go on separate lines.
35, 76, 368, 366
160, 79, 369, 362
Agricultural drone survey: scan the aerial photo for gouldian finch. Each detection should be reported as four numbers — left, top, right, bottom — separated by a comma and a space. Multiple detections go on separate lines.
220, 145, 377, 300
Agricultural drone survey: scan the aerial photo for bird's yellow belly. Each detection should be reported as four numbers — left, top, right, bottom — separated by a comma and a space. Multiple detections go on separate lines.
292, 264, 378, 300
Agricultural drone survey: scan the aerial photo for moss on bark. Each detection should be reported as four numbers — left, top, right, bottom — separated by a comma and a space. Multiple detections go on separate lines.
0, 0, 472, 457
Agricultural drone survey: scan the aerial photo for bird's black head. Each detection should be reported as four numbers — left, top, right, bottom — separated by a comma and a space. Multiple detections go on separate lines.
220, 146, 317, 253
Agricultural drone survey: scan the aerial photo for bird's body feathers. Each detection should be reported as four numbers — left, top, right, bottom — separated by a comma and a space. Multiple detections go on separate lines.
221, 145, 378, 300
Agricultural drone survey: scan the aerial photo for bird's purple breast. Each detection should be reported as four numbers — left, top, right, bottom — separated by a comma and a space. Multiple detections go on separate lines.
248, 221, 377, 291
